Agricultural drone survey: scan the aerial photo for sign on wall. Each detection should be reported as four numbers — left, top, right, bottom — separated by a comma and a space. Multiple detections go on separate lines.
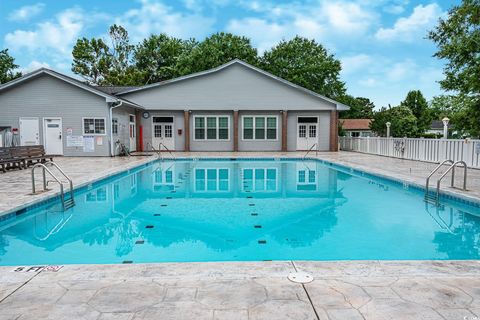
66, 135, 84, 147
83, 136, 95, 152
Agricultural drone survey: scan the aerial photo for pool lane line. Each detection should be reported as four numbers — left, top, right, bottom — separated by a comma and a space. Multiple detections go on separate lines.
291, 261, 320, 320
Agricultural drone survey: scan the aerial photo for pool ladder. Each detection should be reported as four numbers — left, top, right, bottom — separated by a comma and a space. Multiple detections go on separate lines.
425, 160, 467, 206
146, 142, 176, 161
31, 161, 75, 211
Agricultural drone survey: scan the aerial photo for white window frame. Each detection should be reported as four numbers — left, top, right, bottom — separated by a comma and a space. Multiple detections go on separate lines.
112, 118, 118, 135
82, 117, 107, 136
241, 115, 278, 141
193, 115, 230, 141
194, 168, 230, 192
241, 168, 278, 192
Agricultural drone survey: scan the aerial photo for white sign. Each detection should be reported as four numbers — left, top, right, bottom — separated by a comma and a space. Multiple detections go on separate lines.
66, 135, 84, 147
476, 143, 480, 155
66, 128, 73, 136
83, 136, 95, 152
96, 136, 103, 146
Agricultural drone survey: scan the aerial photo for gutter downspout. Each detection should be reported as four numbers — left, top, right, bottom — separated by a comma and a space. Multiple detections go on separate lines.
109, 100, 123, 157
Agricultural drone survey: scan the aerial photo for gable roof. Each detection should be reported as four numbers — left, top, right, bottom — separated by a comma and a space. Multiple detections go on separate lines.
0, 68, 143, 109
339, 119, 372, 130
118, 59, 350, 111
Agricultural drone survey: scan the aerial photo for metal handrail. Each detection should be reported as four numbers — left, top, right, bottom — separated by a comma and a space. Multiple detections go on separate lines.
44, 161, 74, 203
146, 142, 161, 159
425, 159, 454, 195
302, 143, 318, 160
159, 143, 176, 159
435, 160, 467, 203
32, 163, 66, 210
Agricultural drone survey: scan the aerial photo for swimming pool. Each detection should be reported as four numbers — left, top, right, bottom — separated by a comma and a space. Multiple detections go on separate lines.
0, 158, 479, 265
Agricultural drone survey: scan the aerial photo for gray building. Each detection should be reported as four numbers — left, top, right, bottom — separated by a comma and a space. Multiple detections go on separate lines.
0, 59, 349, 156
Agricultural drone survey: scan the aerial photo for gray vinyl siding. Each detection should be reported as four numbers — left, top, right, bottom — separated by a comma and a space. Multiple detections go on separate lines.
190, 111, 233, 152
112, 106, 136, 155
141, 111, 185, 151
287, 111, 331, 151
238, 111, 282, 151
0, 74, 110, 156
121, 63, 337, 111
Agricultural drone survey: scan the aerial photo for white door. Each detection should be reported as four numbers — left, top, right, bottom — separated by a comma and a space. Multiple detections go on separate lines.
129, 114, 136, 152
43, 118, 63, 155
152, 117, 175, 151
19, 117, 39, 146
297, 123, 318, 150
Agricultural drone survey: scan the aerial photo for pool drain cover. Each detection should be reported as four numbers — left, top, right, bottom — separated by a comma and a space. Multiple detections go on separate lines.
288, 272, 314, 284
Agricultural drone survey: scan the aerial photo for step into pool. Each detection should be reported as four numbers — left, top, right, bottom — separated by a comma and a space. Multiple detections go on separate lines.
0, 158, 479, 265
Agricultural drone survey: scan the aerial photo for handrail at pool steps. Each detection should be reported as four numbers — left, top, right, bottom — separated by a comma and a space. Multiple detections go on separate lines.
31, 161, 75, 211
303, 143, 318, 161
158, 142, 176, 160
425, 159, 468, 206
146, 142, 161, 159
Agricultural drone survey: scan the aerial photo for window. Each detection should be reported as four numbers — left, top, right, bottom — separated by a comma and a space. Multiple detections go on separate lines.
243, 116, 277, 140
194, 116, 229, 140
112, 118, 118, 135
195, 168, 229, 191
83, 118, 106, 135
242, 168, 277, 192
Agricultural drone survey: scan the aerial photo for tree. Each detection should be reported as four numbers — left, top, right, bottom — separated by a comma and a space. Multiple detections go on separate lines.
72, 24, 140, 85
134, 34, 196, 84
430, 94, 480, 137
260, 36, 345, 99
400, 90, 431, 134
338, 95, 375, 119
175, 32, 258, 76
370, 105, 418, 137
428, 0, 480, 137
0, 49, 21, 84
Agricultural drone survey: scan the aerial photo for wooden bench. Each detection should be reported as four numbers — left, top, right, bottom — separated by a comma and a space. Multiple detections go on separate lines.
0, 146, 53, 172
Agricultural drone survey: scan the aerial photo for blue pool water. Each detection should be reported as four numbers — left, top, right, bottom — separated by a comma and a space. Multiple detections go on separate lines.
0, 159, 479, 265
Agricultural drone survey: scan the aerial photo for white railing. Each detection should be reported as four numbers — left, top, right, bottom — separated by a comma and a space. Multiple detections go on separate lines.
339, 137, 480, 169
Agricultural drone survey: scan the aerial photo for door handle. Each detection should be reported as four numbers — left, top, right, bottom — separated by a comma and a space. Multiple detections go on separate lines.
59, 134, 62, 139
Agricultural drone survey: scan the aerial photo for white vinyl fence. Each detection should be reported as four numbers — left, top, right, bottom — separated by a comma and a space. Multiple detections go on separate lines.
339, 137, 480, 169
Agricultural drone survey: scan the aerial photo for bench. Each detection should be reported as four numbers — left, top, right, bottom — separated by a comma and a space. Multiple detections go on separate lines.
0, 146, 53, 173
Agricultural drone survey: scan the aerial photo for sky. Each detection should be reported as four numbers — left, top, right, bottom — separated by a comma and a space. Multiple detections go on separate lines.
0, 0, 457, 108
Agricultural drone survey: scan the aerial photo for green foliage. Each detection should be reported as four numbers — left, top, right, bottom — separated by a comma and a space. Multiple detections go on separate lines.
371, 105, 418, 137
400, 90, 431, 134
338, 95, 375, 119
431, 94, 480, 137
260, 36, 345, 99
0, 49, 21, 84
72, 24, 141, 85
428, 0, 480, 137
175, 32, 258, 76
134, 34, 196, 84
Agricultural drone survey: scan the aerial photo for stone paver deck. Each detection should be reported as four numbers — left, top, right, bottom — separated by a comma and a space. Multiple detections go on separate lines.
1, 152, 479, 319
1, 260, 480, 320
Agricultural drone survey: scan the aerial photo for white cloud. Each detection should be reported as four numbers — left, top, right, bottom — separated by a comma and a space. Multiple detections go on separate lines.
375, 3, 443, 42
8, 3, 45, 22
5, 8, 84, 55
322, 2, 374, 34
117, 0, 214, 41
341, 54, 373, 75
387, 59, 416, 81
21, 60, 51, 73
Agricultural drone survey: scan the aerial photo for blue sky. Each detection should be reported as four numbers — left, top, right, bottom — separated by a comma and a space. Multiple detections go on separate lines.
0, 0, 457, 108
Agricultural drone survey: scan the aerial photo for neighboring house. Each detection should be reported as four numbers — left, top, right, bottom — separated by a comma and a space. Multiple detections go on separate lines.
425, 120, 451, 136
339, 119, 374, 137
0, 59, 349, 156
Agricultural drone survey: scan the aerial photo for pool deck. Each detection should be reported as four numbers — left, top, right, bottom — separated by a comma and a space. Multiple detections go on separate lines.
1, 260, 480, 320
0, 151, 479, 319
